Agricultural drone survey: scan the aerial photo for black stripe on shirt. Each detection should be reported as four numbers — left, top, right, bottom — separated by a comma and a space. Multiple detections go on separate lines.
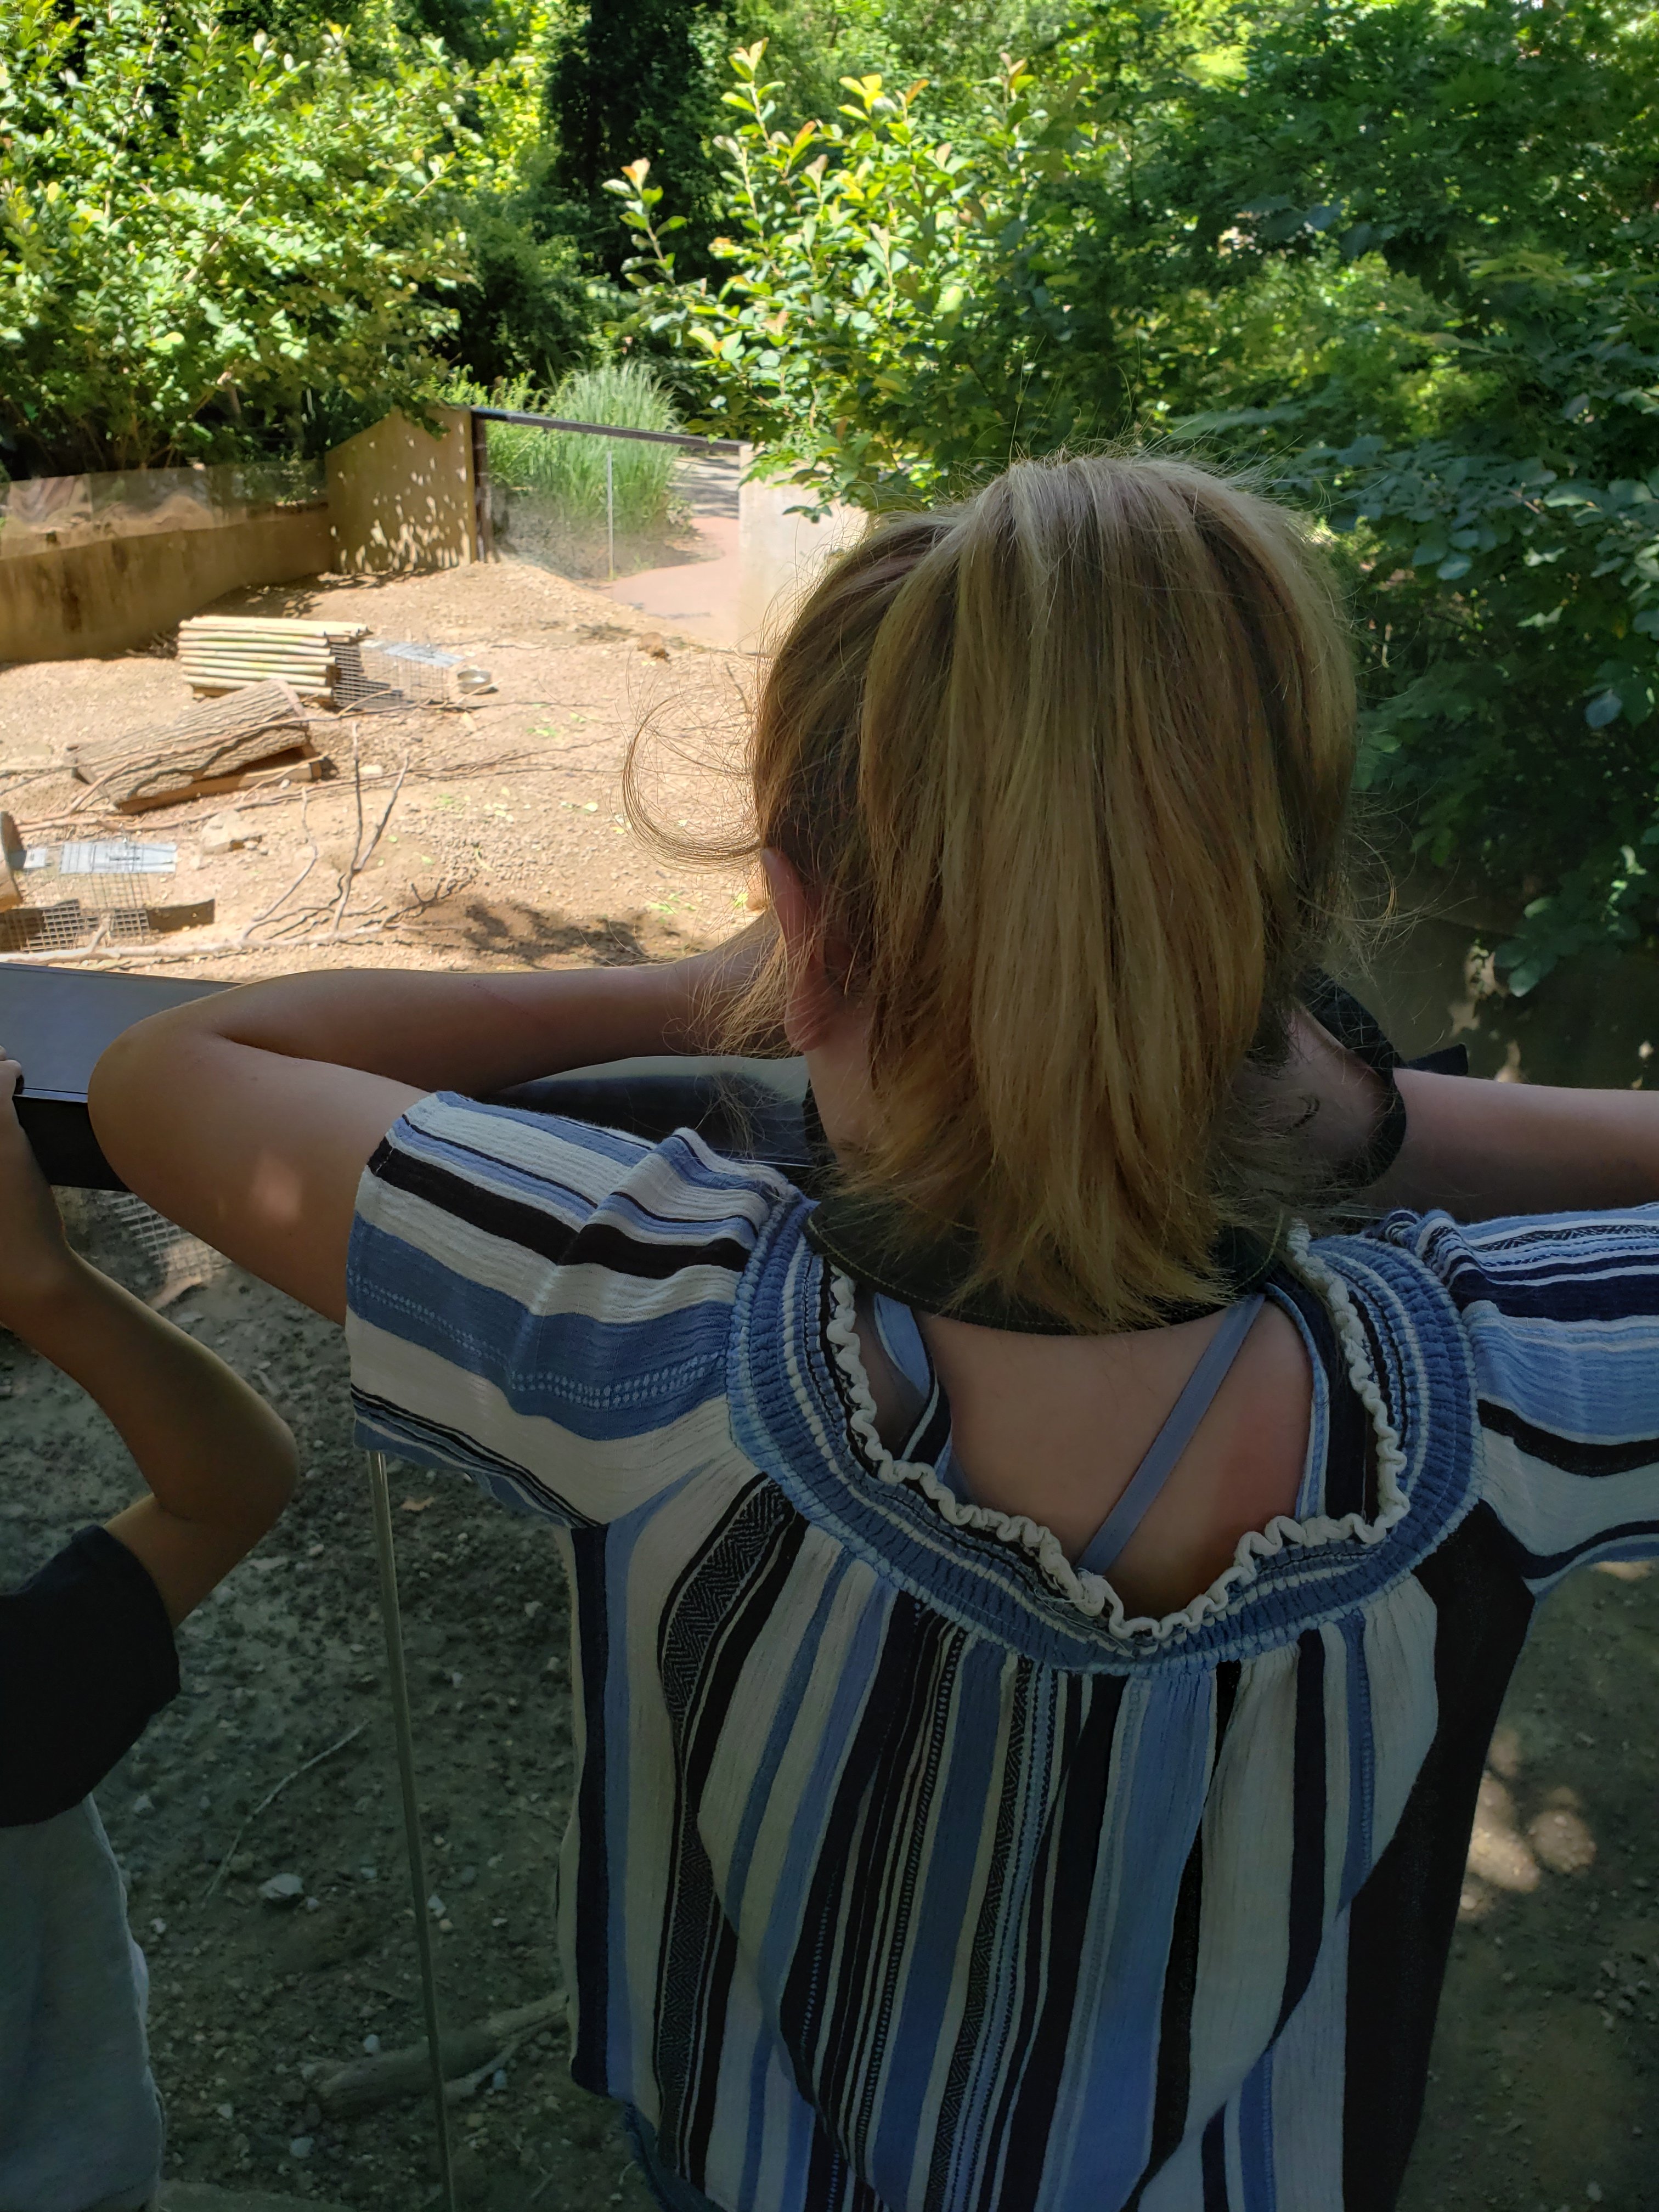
1125, 1657, 1243, 2207
371, 1136, 754, 1279
924, 1661, 1036, 2212
1432, 1250, 1659, 1324
996, 1674, 1128, 2212
351, 1390, 602, 1530
1340, 1504, 1533, 2211
653, 1483, 803, 2176
567, 1523, 613, 2096
1200, 2110, 1231, 2210
1479, 1396, 1659, 1478
1277, 1629, 1329, 2032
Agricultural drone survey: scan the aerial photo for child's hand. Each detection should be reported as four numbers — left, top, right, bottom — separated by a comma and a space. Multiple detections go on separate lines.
0, 1047, 78, 1323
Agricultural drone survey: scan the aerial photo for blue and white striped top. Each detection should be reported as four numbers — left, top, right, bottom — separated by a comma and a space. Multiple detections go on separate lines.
347, 1094, 1659, 2212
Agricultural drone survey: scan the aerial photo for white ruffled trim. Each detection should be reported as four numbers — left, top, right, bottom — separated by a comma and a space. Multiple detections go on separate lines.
822, 1222, 1409, 1645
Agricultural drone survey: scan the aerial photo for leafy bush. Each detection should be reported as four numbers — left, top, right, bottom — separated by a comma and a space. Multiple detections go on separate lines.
448, 186, 601, 390
608, 43, 1084, 505
612, 13, 1659, 988
0, 0, 478, 475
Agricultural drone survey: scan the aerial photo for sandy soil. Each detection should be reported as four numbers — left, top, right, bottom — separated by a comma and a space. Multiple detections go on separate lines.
0, 558, 758, 985
1, 558, 1657, 2207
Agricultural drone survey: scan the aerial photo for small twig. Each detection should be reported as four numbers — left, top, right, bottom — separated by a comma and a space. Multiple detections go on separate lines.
238, 787, 319, 946
329, 748, 411, 941
354, 749, 411, 875
204, 1719, 366, 1900
328, 723, 365, 938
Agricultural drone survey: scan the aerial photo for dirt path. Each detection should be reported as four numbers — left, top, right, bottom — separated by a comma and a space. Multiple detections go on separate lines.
2, 560, 1657, 2207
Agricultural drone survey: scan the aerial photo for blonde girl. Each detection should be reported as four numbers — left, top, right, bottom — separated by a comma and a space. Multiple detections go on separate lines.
93, 456, 1659, 2212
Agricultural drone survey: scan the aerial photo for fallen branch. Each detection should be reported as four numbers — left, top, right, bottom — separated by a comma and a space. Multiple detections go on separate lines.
204, 1720, 367, 1901
328, 738, 410, 941
318, 1991, 565, 2117
0, 923, 391, 969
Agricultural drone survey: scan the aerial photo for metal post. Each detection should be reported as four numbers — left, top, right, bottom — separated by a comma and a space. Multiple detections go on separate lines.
366, 1450, 458, 2209
470, 410, 493, 563
606, 444, 615, 580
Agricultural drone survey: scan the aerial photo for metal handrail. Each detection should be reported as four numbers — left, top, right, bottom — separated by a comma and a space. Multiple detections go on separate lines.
469, 407, 745, 457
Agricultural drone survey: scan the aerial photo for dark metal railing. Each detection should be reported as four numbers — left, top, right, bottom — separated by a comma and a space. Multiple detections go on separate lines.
468, 407, 745, 457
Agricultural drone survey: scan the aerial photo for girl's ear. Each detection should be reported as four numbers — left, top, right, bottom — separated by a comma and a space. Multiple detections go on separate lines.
760, 849, 852, 1053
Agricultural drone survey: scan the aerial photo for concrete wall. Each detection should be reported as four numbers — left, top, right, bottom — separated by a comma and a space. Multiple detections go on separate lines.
0, 505, 333, 665
326, 406, 476, 577
737, 472, 863, 648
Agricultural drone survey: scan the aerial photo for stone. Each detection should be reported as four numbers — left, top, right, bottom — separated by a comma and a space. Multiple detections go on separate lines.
257, 1871, 304, 1904
200, 810, 254, 856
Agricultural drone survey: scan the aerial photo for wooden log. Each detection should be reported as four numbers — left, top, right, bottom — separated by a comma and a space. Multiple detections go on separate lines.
182, 617, 367, 637
0, 811, 21, 913
66, 681, 309, 809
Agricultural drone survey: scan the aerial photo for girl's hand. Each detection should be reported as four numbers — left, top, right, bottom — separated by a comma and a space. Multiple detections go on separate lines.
673, 913, 785, 1053
1237, 1009, 1392, 1173
0, 1049, 78, 1324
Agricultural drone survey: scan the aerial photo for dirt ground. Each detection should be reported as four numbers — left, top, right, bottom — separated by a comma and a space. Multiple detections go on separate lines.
0, 557, 758, 984
1, 558, 1657, 2208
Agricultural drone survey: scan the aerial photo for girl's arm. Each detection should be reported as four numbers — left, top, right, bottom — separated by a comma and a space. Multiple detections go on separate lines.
1379, 1067, 1659, 1218
88, 930, 777, 1324
2, 1056, 297, 1625
1274, 1017, 1659, 1218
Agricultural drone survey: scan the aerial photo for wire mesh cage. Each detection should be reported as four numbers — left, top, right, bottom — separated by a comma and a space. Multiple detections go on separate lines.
331, 638, 494, 715
54, 1188, 223, 1307
0, 839, 172, 954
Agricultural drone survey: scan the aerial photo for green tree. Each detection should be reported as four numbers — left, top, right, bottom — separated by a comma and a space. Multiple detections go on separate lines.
610, 42, 1090, 501
613, 8, 1659, 989
545, 0, 738, 273
0, 0, 479, 475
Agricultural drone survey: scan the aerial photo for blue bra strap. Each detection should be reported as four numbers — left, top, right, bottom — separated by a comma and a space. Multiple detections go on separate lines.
871, 1294, 972, 1502
872, 1293, 934, 1398
1075, 1293, 1267, 1579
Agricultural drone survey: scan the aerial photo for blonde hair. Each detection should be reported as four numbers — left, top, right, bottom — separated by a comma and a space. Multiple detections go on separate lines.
631, 452, 1358, 1331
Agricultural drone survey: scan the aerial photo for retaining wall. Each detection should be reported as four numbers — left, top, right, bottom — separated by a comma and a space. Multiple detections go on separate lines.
325, 407, 475, 577
0, 505, 334, 665
0, 408, 476, 664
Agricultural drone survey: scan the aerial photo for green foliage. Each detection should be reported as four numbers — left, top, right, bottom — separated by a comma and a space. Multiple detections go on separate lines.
733, 0, 1071, 123
545, 0, 738, 274
448, 166, 601, 388
0, 0, 483, 475
611, 5, 1659, 988
609, 43, 1088, 503
452, 359, 681, 528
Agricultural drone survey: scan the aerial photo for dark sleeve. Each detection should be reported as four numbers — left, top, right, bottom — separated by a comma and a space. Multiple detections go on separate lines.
0, 1525, 179, 1826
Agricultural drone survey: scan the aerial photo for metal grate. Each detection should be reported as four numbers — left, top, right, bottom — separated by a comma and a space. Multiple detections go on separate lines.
56, 1188, 223, 1307
0, 840, 171, 953
331, 638, 493, 714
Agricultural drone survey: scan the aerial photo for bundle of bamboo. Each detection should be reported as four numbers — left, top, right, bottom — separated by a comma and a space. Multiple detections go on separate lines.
178, 617, 369, 698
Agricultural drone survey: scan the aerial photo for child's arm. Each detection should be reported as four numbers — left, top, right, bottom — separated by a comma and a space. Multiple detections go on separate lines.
1269, 1014, 1659, 1219
88, 932, 778, 1322
2, 1052, 297, 1626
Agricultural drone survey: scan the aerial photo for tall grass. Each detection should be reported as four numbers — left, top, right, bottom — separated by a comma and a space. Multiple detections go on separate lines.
450, 364, 681, 534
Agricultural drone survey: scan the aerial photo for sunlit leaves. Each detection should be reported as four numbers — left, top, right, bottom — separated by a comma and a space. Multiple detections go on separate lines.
1, 0, 481, 472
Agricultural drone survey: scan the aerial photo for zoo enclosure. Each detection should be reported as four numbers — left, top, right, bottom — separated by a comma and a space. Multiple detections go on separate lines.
468, 405, 745, 594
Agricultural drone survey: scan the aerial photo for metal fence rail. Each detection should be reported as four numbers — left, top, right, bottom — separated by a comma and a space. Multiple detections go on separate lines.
469, 407, 744, 456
